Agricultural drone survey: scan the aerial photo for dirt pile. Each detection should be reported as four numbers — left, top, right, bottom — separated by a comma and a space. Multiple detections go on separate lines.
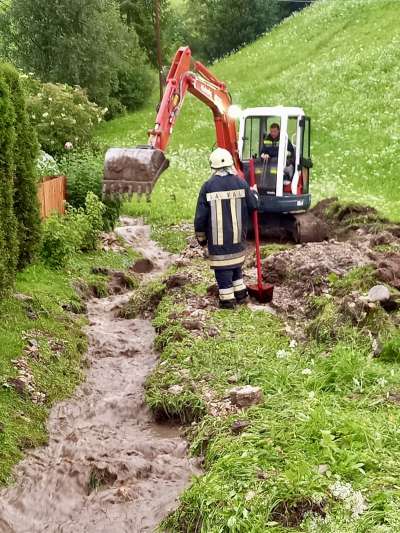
256, 200, 400, 315
0, 218, 198, 533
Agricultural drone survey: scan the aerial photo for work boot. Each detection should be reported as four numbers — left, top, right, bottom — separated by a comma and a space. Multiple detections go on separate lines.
235, 288, 249, 304
219, 299, 236, 310
233, 278, 248, 304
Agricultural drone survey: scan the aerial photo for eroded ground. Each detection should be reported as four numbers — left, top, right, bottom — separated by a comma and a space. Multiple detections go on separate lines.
0, 218, 198, 533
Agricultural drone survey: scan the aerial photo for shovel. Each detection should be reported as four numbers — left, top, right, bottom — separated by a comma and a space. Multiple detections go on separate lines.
246, 158, 274, 303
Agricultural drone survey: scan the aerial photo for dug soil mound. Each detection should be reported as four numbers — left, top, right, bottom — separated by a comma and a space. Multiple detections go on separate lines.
254, 200, 400, 316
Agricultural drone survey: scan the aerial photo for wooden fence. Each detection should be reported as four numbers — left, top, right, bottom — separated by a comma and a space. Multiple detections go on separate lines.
37, 175, 67, 219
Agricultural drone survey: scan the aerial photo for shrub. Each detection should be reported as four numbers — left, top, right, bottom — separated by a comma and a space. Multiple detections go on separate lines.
75, 192, 106, 252
40, 214, 80, 269
36, 150, 60, 177
41, 193, 106, 268
0, 63, 41, 270
59, 149, 103, 208
2, 0, 152, 112
59, 149, 121, 230
111, 46, 154, 113
27, 81, 103, 156
0, 69, 18, 296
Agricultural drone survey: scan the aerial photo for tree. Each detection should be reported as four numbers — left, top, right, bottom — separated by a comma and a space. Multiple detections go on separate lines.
186, 0, 281, 61
118, 0, 170, 68
0, 70, 18, 295
0, 0, 152, 110
183, 0, 291, 62
0, 63, 41, 269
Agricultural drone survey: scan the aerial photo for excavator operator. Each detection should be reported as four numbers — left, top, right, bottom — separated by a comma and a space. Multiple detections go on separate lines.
194, 148, 259, 309
260, 123, 295, 161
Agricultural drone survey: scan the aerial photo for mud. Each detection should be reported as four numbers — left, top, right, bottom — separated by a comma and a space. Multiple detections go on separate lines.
271, 498, 326, 528
254, 203, 400, 316
0, 218, 198, 533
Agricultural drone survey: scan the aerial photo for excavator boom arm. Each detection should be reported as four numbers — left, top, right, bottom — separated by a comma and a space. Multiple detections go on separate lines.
103, 46, 241, 196
148, 47, 241, 172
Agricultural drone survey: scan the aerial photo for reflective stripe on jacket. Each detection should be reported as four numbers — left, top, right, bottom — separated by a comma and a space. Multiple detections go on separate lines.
260, 134, 295, 160
194, 172, 258, 269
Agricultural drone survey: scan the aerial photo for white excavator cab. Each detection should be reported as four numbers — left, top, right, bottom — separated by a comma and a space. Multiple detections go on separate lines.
237, 106, 324, 242
238, 106, 312, 214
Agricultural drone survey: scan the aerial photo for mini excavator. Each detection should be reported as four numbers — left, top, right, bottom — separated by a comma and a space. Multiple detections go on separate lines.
104, 46, 325, 242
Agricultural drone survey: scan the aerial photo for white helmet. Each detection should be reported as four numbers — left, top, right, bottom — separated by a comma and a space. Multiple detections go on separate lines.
209, 148, 234, 169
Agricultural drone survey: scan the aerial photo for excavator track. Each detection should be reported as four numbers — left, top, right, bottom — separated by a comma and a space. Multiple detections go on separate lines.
292, 211, 328, 243
257, 212, 328, 243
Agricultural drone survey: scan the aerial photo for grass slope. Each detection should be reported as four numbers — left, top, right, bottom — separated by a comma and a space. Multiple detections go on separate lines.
96, 0, 400, 235
139, 260, 400, 532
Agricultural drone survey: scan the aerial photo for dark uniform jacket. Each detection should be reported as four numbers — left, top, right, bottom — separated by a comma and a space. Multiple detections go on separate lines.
260, 134, 295, 160
194, 172, 258, 269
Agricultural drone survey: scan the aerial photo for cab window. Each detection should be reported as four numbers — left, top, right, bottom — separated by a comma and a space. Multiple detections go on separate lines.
242, 117, 261, 160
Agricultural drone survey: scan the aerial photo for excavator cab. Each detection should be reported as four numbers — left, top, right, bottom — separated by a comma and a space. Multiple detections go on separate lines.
239, 106, 312, 212
239, 107, 324, 242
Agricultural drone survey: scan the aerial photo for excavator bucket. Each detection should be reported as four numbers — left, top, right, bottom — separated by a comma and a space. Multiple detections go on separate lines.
103, 146, 169, 196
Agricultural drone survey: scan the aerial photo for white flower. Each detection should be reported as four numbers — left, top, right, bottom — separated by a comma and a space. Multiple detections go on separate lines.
42, 112, 49, 118
48, 97, 53, 102
276, 349, 289, 359
330, 481, 367, 518
289, 339, 297, 349
64, 141, 73, 150
50, 121, 55, 126
376, 377, 387, 388
350, 490, 367, 518
330, 481, 352, 500
302, 368, 312, 375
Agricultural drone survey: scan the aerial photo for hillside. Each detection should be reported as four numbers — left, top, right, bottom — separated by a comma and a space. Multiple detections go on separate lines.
96, 0, 400, 227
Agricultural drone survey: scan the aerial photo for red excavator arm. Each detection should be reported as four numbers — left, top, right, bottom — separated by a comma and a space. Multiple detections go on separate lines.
148, 46, 241, 172
103, 46, 241, 195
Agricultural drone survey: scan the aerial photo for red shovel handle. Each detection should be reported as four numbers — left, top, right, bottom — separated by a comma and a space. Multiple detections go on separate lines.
249, 159, 263, 292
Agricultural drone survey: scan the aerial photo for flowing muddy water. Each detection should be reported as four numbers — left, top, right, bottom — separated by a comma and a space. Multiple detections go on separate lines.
0, 218, 198, 533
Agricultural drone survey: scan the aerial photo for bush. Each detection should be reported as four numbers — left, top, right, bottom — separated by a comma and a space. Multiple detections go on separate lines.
0, 63, 41, 270
41, 193, 106, 268
59, 149, 103, 208
26, 81, 103, 156
111, 49, 154, 113
59, 149, 121, 230
0, 68, 18, 296
1, 0, 152, 112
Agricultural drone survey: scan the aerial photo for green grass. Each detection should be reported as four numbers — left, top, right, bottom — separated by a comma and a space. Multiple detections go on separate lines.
0, 247, 138, 484
96, 0, 400, 236
142, 261, 400, 532
92, 1, 400, 529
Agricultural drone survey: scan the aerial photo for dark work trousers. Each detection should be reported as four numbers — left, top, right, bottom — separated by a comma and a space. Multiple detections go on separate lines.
214, 267, 247, 304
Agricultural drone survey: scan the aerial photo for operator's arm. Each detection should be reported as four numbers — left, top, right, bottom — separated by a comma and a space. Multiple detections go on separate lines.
260, 141, 271, 160
244, 181, 259, 214
194, 183, 209, 245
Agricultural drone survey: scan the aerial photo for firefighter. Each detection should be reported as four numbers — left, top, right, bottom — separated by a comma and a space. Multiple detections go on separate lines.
260, 123, 295, 161
194, 148, 259, 309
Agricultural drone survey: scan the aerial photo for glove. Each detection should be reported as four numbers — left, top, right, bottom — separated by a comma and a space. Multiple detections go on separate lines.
195, 231, 207, 247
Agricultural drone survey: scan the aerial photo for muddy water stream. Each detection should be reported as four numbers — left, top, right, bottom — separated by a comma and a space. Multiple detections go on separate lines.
0, 218, 197, 532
